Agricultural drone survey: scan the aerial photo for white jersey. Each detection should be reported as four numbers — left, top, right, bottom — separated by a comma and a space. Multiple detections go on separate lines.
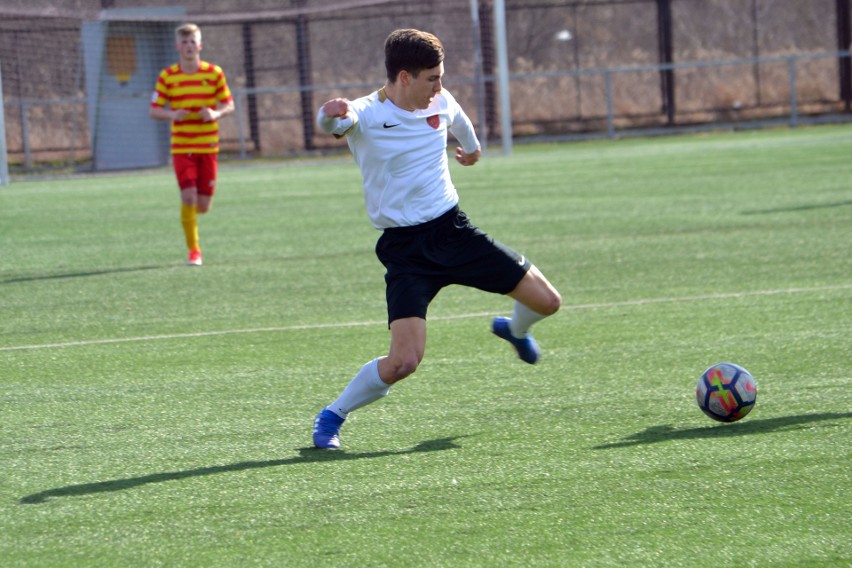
318, 88, 480, 229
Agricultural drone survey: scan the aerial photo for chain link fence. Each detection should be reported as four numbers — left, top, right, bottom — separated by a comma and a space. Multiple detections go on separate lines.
1, 0, 850, 174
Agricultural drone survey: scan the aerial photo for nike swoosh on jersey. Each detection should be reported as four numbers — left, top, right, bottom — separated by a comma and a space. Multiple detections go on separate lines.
383, 122, 401, 128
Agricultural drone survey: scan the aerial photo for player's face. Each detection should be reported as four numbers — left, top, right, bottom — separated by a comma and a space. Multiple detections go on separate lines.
177, 33, 201, 61
409, 63, 444, 109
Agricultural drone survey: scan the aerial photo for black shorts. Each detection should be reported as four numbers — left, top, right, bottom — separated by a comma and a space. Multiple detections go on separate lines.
375, 206, 531, 324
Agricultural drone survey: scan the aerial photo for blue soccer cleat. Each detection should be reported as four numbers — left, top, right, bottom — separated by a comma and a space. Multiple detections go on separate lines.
313, 408, 345, 449
491, 317, 540, 364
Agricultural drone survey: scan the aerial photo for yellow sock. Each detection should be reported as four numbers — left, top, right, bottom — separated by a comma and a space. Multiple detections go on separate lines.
180, 203, 200, 252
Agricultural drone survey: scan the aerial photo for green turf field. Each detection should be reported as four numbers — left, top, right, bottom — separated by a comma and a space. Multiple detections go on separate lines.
2, 125, 850, 567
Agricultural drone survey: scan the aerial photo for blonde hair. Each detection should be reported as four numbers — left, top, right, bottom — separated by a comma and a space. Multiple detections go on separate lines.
175, 23, 201, 43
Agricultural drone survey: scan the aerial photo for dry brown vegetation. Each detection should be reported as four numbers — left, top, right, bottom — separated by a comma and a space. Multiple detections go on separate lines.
0, 0, 846, 168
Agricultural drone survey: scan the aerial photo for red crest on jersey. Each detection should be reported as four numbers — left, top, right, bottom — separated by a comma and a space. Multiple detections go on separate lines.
427, 115, 440, 129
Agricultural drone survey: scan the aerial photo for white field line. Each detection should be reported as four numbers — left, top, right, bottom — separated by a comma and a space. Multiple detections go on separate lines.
2, 284, 850, 353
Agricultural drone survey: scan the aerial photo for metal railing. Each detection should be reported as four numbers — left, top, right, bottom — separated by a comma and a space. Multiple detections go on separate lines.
3, 50, 851, 174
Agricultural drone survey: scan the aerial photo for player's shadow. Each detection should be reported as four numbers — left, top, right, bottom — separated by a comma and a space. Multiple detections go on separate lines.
593, 411, 852, 450
18, 436, 464, 505
0, 265, 168, 285
741, 199, 852, 215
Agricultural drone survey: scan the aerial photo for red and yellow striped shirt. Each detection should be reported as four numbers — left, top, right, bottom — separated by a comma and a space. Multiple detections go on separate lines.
150, 61, 233, 154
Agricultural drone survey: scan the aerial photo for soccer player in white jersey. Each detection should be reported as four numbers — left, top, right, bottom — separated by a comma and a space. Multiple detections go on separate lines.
312, 29, 562, 449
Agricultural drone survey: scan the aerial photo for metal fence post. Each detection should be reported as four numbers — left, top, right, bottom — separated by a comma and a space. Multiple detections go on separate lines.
21, 100, 32, 170
788, 57, 798, 128
236, 92, 247, 160
0, 62, 8, 185
469, 0, 488, 152
605, 70, 615, 139
493, 0, 512, 155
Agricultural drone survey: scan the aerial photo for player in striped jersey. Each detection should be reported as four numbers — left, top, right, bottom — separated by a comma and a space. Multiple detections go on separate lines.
150, 23, 234, 266
311, 29, 562, 449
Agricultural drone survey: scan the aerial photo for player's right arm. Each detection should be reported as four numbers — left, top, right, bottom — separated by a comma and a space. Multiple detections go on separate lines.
149, 69, 189, 122
149, 106, 189, 122
317, 98, 357, 138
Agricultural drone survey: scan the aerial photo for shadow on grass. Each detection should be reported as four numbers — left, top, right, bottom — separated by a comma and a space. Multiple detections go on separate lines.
19, 436, 464, 505
0, 265, 169, 285
741, 199, 852, 215
593, 412, 852, 450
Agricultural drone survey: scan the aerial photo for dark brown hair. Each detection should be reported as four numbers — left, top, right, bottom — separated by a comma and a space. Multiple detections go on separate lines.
384, 29, 444, 82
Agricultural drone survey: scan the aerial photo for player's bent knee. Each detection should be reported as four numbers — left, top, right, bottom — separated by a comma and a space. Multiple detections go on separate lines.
382, 354, 421, 384
543, 290, 562, 316
394, 358, 420, 381
519, 287, 562, 317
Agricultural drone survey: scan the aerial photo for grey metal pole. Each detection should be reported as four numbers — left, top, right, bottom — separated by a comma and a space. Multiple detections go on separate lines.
0, 62, 9, 185
788, 57, 798, 128
469, 0, 488, 152
605, 71, 615, 139
493, 0, 512, 155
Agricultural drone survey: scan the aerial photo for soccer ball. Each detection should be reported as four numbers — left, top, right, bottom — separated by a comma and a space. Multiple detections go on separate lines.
696, 362, 757, 422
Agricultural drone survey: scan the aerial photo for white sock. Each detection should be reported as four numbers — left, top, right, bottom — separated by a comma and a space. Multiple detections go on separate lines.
327, 358, 389, 418
508, 301, 546, 338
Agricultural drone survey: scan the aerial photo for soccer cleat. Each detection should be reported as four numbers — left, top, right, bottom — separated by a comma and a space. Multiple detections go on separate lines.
187, 249, 203, 266
313, 408, 345, 449
491, 316, 540, 364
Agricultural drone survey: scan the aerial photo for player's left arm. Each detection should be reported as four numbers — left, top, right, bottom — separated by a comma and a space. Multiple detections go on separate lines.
200, 67, 234, 122
447, 98, 481, 167
201, 98, 234, 122
455, 146, 481, 166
